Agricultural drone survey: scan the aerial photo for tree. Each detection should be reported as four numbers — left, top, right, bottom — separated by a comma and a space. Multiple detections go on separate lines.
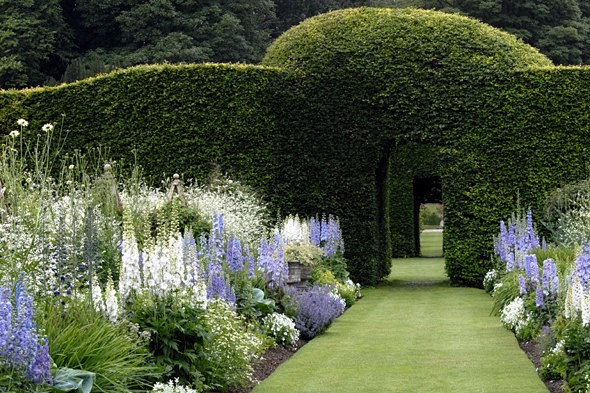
411, 0, 590, 64
0, 0, 73, 88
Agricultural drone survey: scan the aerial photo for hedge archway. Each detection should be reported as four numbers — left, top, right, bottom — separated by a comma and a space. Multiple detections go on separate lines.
262, 7, 581, 285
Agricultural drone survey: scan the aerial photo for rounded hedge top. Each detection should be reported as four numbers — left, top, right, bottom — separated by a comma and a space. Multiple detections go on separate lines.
262, 7, 552, 80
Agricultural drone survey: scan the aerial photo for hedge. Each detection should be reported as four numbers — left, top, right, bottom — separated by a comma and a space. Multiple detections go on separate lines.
0, 63, 286, 201
262, 7, 553, 285
3, 8, 590, 286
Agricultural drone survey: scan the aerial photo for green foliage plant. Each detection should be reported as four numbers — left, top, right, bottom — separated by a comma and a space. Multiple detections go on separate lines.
200, 299, 267, 391
284, 243, 323, 266
125, 293, 208, 390
40, 297, 161, 393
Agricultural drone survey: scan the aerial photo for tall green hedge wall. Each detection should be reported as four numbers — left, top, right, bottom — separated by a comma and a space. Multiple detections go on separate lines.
3, 8, 590, 286
0, 63, 285, 196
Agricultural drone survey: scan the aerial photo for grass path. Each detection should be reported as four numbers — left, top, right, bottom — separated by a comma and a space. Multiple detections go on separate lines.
253, 233, 547, 392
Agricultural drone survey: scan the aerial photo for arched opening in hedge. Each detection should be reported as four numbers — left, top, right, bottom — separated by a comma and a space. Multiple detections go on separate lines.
413, 176, 443, 256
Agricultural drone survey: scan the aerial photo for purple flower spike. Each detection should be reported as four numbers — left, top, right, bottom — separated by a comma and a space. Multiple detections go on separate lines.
542, 258, 558, 296
536, 286, 544, 308
575, 242, 590, 291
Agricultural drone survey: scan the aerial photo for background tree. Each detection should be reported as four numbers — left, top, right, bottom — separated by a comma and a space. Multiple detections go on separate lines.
0, 0, 73, 88
406, 0, 589, 64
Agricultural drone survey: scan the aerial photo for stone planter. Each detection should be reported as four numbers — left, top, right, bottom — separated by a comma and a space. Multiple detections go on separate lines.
287, 261, 301, 283
300, 265, 312, 280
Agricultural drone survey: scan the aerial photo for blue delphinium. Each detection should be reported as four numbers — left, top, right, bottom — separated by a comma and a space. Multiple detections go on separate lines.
309, 216, 321, 247
226, 236, 244, 274
0, 278, 52, 386
494, 209, 541, 272
525, 255, 540, 285
541, 258, 559, 296
257, 234, 286, 288
574, 242, 590, 290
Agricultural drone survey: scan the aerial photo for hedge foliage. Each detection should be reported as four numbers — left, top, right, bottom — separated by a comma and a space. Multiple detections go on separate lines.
0, 63, 285, 194
3, 8, 590, 286
263, 7, 554, 285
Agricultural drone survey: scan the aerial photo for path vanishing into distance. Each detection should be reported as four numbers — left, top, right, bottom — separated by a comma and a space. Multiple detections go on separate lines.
253, 232, 548, 393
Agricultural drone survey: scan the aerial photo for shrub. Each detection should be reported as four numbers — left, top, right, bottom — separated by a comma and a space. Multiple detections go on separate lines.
200, 299, 267, 390
293, 284, 346, 339
539, 340, 567, 381
125, 293, 208, 390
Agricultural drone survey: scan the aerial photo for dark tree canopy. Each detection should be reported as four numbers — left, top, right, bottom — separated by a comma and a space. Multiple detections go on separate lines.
411, 0, 590, 64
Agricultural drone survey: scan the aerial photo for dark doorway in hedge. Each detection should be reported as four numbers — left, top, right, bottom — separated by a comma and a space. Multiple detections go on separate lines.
413, 177, 443, 256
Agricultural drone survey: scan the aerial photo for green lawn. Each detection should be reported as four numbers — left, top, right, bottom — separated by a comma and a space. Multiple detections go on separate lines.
420, 230, 443, 257
253, 255, 547, 393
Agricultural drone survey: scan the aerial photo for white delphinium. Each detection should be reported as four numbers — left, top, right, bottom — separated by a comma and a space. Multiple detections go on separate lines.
262, 312, 300, 346
500, 297, 532, 335
91, 276, 105, 313
565, 277, 585, 320
152, 378, 199, 393
583, 293, 590, 327
119, 209, 142, 302
282, 215, 309, 245
104, 276, 119, 322
167, 232, 184, 290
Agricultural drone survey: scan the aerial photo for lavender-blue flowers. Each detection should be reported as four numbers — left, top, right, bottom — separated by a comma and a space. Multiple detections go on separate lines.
575, 242, 590, 291
293, 284, 345, 339
226, 236, 244, 274
493, 209, 541, 272
0, 279, 52, 385
541, 258, 559, 296
525, 255, 540, 285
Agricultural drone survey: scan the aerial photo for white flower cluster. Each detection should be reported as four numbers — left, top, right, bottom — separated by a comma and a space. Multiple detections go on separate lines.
262, 312, 300, 346
184, 181, 268, 246
483, 269, 497, 289
118, 208, 207, 307
92, 275, 120, 322
500, 297, 533, 335
120, 178, 268, 248
152, 378, 199, 393
565, 277, 590, 326
344, 279, 362, 299
553, 206, 590, 247
551, 339, 565, 355
282, 215, 309, 245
